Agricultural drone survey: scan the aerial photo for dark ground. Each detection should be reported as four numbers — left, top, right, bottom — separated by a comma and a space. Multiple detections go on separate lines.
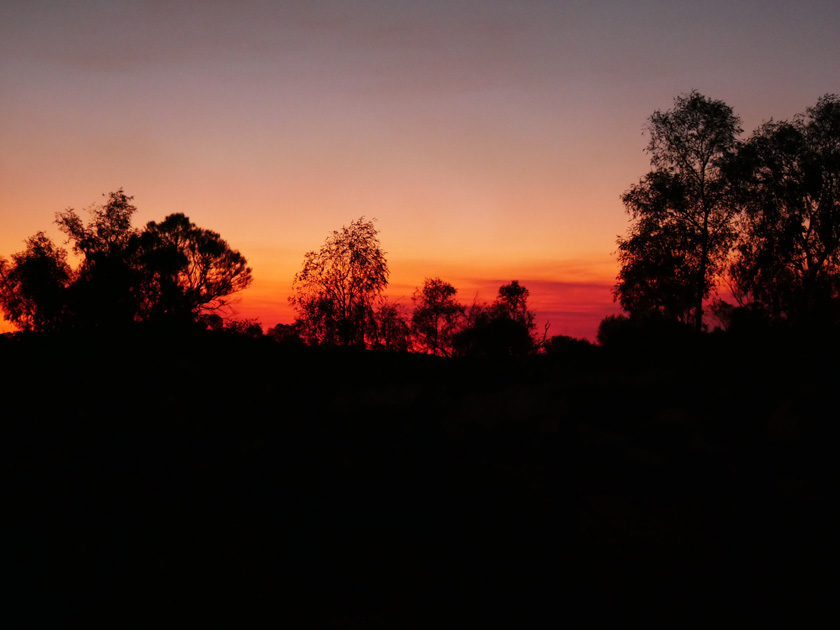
2, 329, 838, 624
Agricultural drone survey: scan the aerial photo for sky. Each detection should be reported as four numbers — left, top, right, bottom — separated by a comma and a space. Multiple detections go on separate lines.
1, 0, 838, 339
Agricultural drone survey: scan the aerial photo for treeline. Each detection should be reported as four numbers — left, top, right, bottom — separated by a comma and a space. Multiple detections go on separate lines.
0, 194, 561, 357
5, 91, 837, 353
612, 91, 840, 338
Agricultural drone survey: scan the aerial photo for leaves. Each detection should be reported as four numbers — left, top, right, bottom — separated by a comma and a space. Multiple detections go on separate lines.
410, 277, 464, 356
730, 94, 840, 324
291, 217, 389, 347
617, 91, 742, 329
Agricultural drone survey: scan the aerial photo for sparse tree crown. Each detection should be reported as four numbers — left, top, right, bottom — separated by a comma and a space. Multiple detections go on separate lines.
291, 217, 389, 347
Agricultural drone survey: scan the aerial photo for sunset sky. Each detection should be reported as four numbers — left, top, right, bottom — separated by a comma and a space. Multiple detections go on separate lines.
1, 1, 838, 339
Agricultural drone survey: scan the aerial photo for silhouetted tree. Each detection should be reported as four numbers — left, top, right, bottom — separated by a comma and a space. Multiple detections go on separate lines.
138, 213, 252, 324
494, 280, 536, 333
55, 189, 143, 328
374, 301, 412, 352
290, 217, 388, 347
617, 91, 742, 331
729, 94, 840, 326
411, 277, 464, 356
0, 233, 72, 331
452, 281, 538, 357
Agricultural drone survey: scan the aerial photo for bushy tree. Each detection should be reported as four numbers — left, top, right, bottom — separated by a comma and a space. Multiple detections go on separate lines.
290, 217, 388, 347
617, 91, 742, 331
494, 280, 536, 333
452, 281, 537, 357
729, 94, 840, 326
55, 189, 143, 328
411, 277, 464, 356
0, 233, 72, 331
139, 213, 252, 323
374, 301, 411, 352
0, 190, 253, 332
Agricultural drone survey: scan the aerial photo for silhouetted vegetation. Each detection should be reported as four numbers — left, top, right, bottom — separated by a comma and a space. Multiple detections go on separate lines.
410, 277, 464, 356
616, 92, 840, 335
0, 190, 252, 332
729, 94, 840, 328
5, 93, 840, 622
617, 91, 742, 331
452, 280, 541, 357
290, 217, 388, 347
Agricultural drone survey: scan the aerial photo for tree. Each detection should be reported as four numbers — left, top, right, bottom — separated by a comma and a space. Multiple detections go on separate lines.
452, 281, 537, 357
729, 94, 840, 326
373, 301, 412, 352
290, 217, 388, 347
494, 280, 536, 332
0, 233, 72, 331
411, 277, 464, 356
55, 189, 143, 328
138, 213, 252, 323
616, 91, 742, 331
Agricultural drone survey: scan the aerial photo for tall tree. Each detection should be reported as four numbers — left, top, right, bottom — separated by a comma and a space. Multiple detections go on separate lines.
55, 189, 142, 328
411, 277, 464, 356
290, 217, 388, 347
617, 91, 742, 331
729, 94, 840, 325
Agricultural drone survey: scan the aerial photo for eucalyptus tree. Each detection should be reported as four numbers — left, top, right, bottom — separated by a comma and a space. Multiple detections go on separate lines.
139, 213, 252, 323
729, 94, 840, 325
290, 217, 388, 347
616, 91, 742, 331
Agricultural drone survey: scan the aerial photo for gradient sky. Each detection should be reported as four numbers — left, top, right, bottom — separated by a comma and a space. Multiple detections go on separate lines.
2, 1, 838, 338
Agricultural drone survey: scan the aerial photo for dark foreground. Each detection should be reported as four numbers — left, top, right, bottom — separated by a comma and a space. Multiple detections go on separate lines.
2, 330, 838, 623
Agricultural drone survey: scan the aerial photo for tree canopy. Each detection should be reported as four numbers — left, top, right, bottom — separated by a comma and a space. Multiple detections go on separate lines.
729, 94, 840, 325
0, 232, 72, 332
290, 217, 389, 347
0, 190, 252, 332
139, 213, 252, 323
411, 277, 464, 356
617, 91, 742, 331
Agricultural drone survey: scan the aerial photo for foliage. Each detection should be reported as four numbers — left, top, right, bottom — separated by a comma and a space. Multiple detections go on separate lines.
56, 189, 139, 260
222, 317, 263, 337
617, 91, 742, 331
139, 213, 252, 323
728, 94, 840, 326
494, 280, 536, 332
290, 217, 388, 347
452, 281, 538, 357
374, 301, 412, 352
0, 190, 253, 332
596, 312, 695, 351
543, 334, 595, 355
266, 322, 304, 346
0, 233, 72, 331
56, 189, 143, 328
410, 277, 464, 356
